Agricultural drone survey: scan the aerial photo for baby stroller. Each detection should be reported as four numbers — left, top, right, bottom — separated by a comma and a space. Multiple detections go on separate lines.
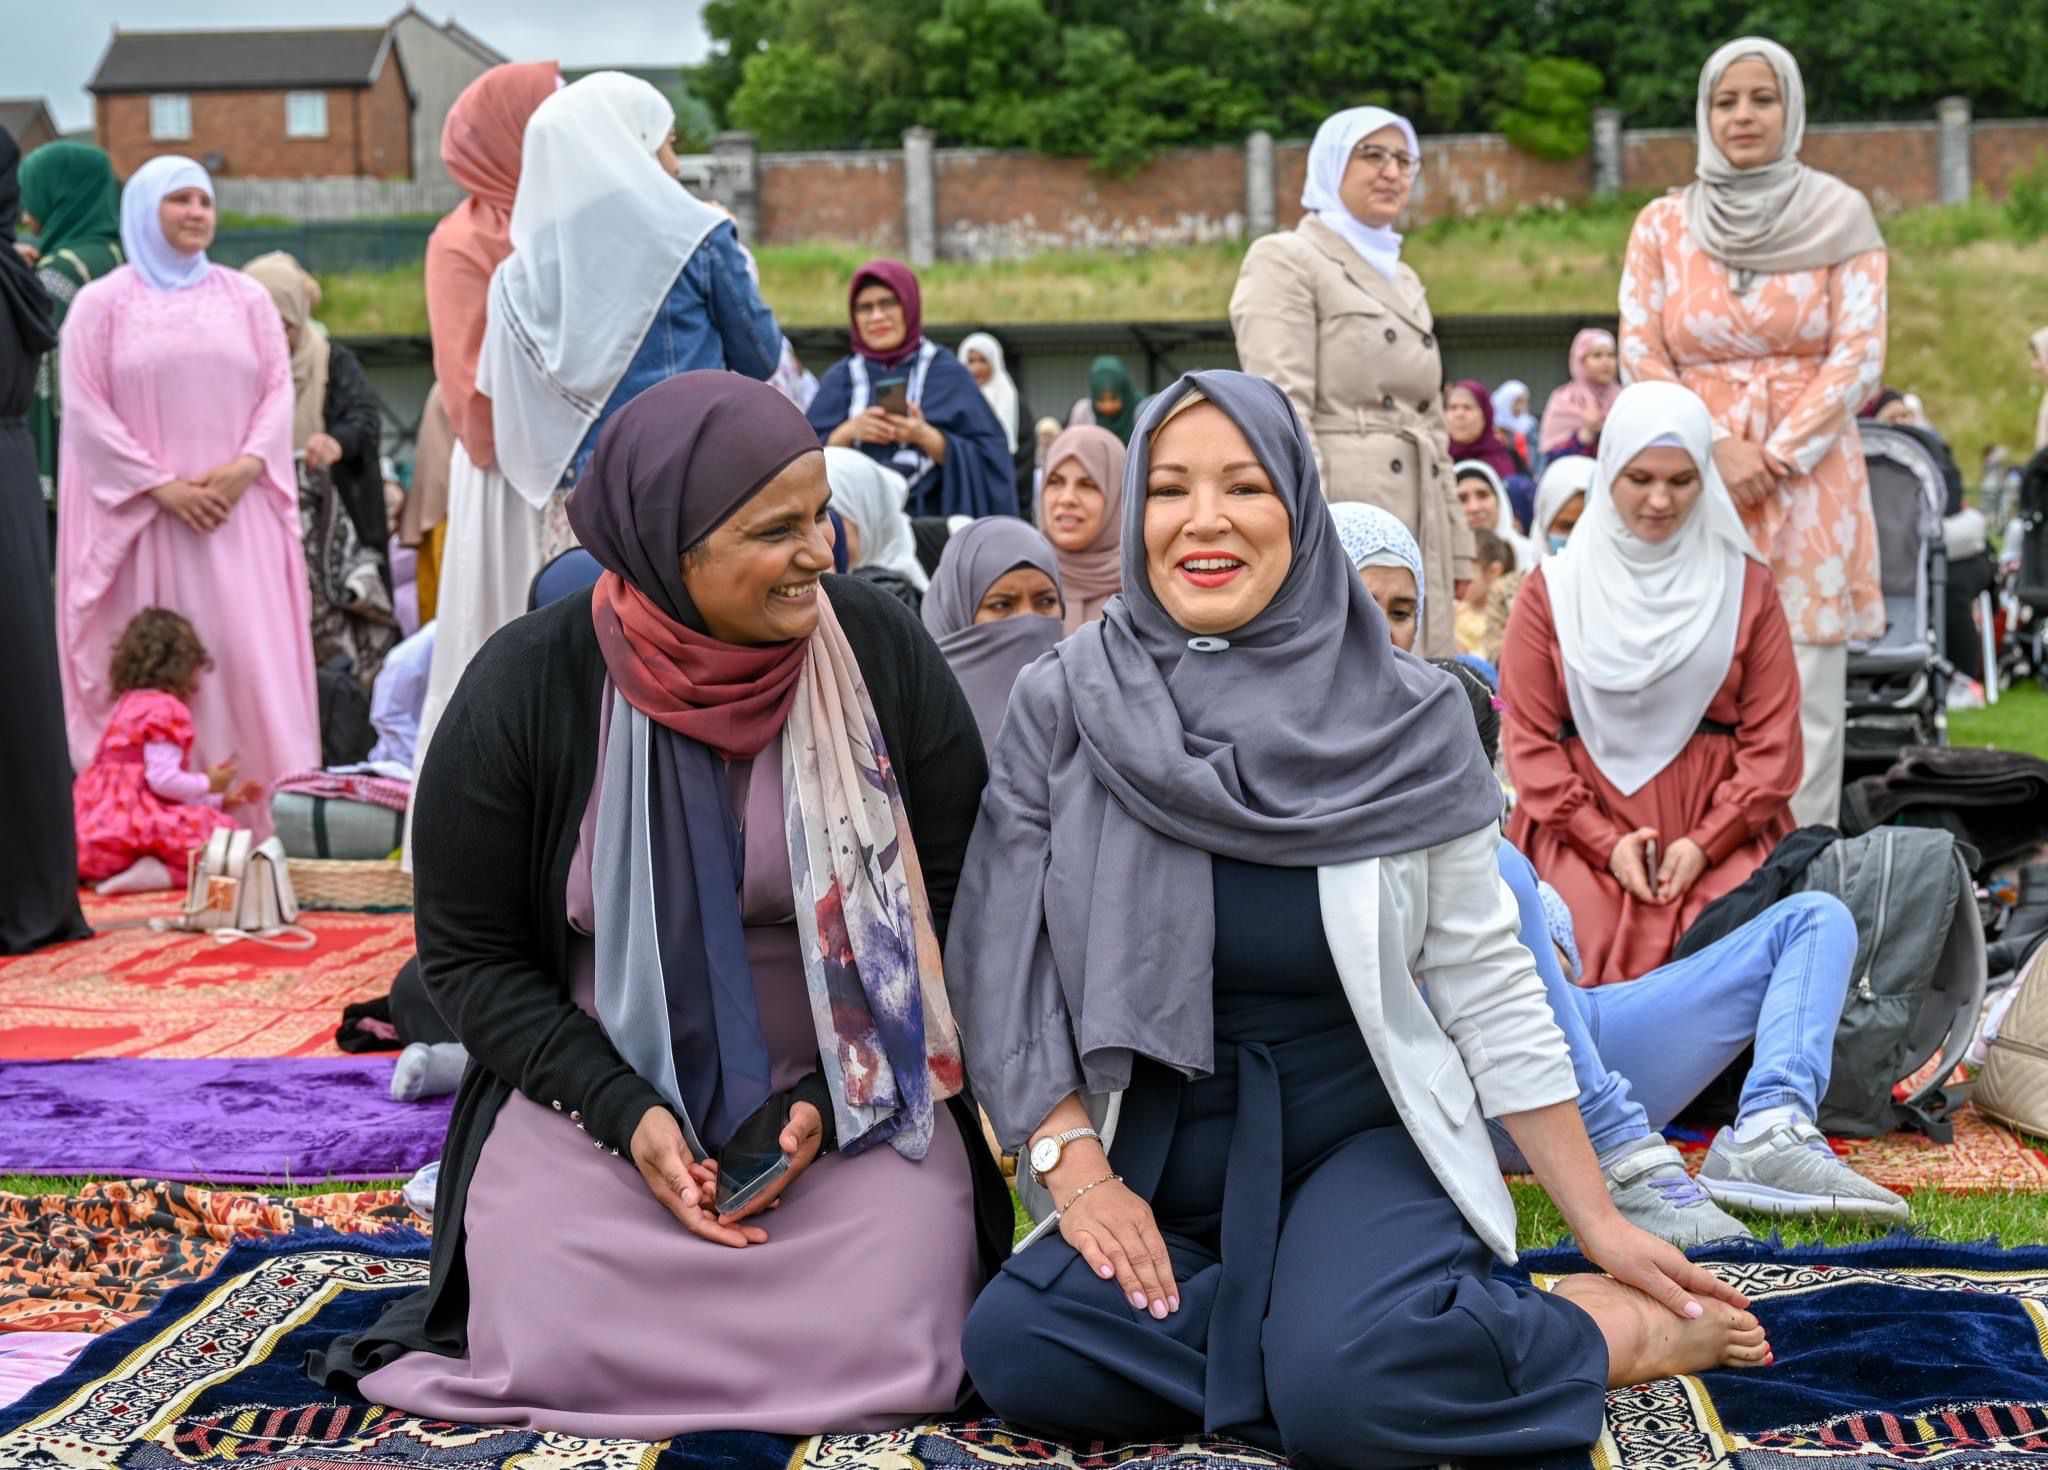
1842, 422, 1951, 781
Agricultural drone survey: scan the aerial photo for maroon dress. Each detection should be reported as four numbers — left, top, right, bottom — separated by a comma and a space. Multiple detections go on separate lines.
358, 739, 981, 1438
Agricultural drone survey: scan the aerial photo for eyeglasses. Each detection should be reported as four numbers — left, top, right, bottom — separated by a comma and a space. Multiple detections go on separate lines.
853, 296, 903, 318
1353, 144, 1418, 177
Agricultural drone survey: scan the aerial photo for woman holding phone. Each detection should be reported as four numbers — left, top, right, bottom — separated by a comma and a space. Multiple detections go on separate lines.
806, 259, 1017, 520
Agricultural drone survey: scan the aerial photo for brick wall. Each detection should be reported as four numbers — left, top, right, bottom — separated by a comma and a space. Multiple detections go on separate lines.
359, 52, 411, 178
95, 55, 412, 180
1972, 121, 2048, 197
759, 153, 906, 253
934, 146, 1245, 255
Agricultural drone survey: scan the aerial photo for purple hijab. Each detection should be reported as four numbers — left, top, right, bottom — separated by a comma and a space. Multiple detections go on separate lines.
920, 518, 1065, 755
565, 372, 826, 1151
946, 369, 1503, 1148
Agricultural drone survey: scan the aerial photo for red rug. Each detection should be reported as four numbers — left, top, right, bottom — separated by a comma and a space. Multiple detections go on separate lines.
0, 892, 413, 1061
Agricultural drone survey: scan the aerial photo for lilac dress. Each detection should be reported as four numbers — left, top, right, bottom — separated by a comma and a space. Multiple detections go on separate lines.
358, 740, 981, 1438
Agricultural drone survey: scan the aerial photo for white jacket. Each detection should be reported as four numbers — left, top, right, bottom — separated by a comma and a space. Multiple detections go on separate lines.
1018, 824, 1578, 1263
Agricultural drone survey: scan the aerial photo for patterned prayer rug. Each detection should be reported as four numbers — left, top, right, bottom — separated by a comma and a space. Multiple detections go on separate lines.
1663, 1105, 2048, 1197
0, 894, 413, 1060
9, 1233, 2048, 1469
0, 1181, 415, 1334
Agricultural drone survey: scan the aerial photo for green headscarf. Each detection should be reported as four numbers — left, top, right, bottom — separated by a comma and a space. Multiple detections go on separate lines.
20, 142, 122, 264
1087, 354, 1139, 445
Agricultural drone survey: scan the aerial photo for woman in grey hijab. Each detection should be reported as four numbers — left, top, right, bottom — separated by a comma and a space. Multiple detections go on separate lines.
950, 370, 1764, 1466
919, 516, 1064, 755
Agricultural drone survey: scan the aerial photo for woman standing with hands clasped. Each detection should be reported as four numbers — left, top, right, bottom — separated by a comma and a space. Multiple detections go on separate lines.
55, 156, 317, 837
951, 370, 1765, 1468
1619, 37, 1886, 826
1231, 107, 1470, 655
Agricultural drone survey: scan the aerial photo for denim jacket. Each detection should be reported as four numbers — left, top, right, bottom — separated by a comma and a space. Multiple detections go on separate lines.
567, 223, 781, 483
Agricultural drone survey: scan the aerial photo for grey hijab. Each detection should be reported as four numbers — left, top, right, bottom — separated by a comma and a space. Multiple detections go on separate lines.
946, 369, 1502, 1146
920, 516, 1065, 756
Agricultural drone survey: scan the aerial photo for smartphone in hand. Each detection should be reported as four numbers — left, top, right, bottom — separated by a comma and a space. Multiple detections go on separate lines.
874, 375, 910, 417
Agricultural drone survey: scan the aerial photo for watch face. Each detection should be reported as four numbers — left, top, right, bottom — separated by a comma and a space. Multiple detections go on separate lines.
1030, 1137, 1061, 1174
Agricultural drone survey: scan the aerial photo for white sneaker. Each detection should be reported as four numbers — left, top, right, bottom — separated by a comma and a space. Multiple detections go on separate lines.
1698, 1119, 1910, 1222
1602, 1135, 1753, 1247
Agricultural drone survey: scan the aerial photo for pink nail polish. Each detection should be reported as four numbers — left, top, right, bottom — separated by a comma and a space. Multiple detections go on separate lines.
1129, 1290, 1148, 1309
1683, 1300, 1704, 1319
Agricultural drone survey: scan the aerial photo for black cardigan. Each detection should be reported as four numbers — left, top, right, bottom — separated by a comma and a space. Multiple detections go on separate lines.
310, 574, 1008, 1389
322, 341, 385, 564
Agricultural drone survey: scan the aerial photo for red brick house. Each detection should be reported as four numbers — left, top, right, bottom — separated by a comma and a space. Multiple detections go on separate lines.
89, 27, 413, 180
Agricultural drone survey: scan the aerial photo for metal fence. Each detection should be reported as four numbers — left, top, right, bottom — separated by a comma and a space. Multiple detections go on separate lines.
212, 220, 438, 275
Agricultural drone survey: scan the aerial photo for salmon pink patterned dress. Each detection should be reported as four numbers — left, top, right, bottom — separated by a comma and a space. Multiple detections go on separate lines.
1618, 194, 1887, 647
73, 689, 238, 882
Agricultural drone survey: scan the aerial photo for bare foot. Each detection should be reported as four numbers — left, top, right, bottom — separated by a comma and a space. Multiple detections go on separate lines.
1553, 1273, 1770, 1386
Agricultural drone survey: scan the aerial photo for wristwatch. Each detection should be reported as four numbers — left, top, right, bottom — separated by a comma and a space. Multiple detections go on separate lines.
1028, 1127, 1103, 1179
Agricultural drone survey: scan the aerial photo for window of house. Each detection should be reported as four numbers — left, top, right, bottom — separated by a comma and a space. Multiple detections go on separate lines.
149, 94, 191, 140
285, 92, 328, 139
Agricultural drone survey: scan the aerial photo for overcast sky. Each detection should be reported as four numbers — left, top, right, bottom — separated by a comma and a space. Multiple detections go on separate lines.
0, 0, 714, 131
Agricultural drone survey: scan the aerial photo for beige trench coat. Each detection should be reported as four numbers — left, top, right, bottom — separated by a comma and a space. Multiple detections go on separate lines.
1230, 215, 1473, 654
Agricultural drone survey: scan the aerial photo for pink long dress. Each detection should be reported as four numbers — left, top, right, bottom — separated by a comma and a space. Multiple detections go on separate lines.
55, 266, 318, 833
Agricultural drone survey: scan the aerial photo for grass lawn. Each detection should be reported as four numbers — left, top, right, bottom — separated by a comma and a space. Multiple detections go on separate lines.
314, 197, 2048, 464
1950, 680, 2048, 761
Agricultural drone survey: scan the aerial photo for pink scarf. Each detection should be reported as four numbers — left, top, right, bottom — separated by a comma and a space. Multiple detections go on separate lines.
1538, 328, 1623, 454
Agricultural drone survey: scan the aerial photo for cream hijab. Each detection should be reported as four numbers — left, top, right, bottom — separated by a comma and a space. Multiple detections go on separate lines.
1301, 106, 1417, 284
1543, 381, 1764, 796
1684, 38, 1884, 289
242, 251, 330, 452
958, 331, 1020, 454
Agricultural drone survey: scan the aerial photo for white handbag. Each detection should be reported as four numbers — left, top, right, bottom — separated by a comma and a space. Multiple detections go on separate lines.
165, 829, 316, 949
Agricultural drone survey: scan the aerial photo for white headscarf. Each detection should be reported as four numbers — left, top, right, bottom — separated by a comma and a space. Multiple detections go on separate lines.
1492, 379, 1537, 437
1329, 501, 1424, 626
825, 446, 929, 592
479, 72, 724, 507
1683, 38, 1884, 289
1451, 459, 1536, 572
1301, 107, 1418, 283
1531, 455, 1597, 559
958, 330, 1020, 454
119, 155, 212, 293
1542, 381, 1764, 796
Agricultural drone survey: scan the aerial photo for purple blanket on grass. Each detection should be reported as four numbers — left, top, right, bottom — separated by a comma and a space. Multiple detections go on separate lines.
0, 1058, 451, 1183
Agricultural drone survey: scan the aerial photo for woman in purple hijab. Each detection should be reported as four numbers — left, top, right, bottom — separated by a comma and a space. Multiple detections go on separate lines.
310, 372, 1011, 1438
948, 370, 1766, 1467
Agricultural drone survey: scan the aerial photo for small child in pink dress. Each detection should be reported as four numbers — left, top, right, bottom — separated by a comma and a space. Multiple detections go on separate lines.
74, 609, 264, 894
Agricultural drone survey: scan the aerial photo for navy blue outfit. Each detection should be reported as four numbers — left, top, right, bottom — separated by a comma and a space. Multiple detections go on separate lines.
964, 859, 1608, 1468
806, 344, 1017, 520
568, 224, 781, 485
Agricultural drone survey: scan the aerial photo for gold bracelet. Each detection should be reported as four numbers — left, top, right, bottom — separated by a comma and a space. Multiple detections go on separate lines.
1058, 1173, 1122, 1216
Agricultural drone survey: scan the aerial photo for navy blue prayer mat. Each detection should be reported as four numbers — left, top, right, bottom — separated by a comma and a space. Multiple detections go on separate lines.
1510, 1237, 2048, 1468
6, 1231, 2048, 1469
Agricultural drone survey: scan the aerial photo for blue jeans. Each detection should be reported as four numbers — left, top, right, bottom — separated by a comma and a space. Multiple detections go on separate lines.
1491, 840, 1856, 1170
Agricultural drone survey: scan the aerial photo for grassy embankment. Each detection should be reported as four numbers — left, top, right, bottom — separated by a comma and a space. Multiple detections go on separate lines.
313, 196, 2048, 466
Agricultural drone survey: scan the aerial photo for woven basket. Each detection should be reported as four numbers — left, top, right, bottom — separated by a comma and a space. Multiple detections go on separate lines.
289, 858, 413, 912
